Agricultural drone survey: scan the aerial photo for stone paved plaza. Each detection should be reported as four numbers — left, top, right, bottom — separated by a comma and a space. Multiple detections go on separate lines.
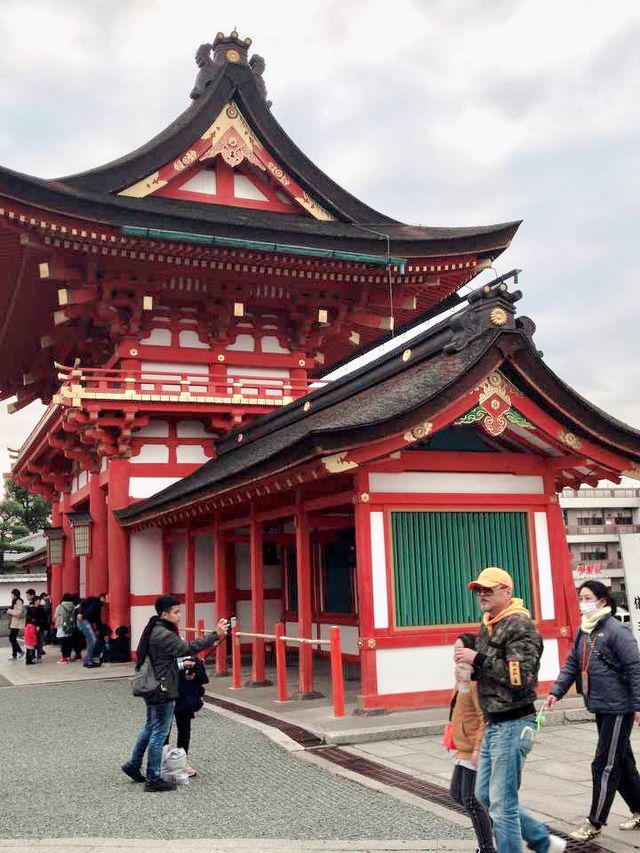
0, 672, 472, 845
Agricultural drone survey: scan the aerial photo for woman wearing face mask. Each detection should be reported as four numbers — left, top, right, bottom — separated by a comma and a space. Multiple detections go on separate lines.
449, 634, 495, 853
543, 580, 640, 841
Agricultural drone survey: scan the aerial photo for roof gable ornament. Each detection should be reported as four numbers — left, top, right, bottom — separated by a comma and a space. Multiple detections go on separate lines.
190, 31, 271, 108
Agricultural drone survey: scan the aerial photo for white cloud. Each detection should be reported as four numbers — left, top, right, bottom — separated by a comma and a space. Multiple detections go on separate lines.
0, 0, 639, 487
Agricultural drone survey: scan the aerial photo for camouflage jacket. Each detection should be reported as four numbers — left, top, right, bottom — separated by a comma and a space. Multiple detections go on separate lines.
473, 614, 543, 721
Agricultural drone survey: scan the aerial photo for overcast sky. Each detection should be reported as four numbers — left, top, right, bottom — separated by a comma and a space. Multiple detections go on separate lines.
0, 0, 639, 484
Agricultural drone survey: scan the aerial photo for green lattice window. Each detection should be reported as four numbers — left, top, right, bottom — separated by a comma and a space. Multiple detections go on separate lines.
391, 510, 533, 627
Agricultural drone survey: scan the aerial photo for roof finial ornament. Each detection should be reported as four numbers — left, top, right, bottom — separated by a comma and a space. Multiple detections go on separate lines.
190, 31, 255, 100
249, 54, 272, 109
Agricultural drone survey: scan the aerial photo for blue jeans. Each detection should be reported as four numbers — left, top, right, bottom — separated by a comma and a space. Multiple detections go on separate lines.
476, 715, 549, 853
128, 700, 176, 781
77, 619, 96, 662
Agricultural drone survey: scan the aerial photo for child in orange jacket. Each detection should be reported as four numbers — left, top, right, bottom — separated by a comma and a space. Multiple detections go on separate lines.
450, 633, 495, 853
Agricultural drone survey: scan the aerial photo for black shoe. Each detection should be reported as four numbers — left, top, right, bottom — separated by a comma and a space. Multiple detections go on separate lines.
83, 662, 96, 668
144, 777, 177, 792
122, 763, 146, 783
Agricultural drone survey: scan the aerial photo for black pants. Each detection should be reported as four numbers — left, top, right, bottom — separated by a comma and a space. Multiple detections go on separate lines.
60, 636, 74, 658
590, 712, 640, 827
9, 629, 22, 657
165, 711, 194, 754
450, 763, 495, 853
25, 648, 36, 664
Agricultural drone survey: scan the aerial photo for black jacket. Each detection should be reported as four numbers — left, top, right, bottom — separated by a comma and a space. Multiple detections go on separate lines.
146, 620, 218, 701
551, 614, 640, 714
175, 658, 209, 716
80, 597, 103, 625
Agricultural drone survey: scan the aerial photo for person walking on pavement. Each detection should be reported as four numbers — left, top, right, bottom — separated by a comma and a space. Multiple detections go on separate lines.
454, 566, 565, 853
543, 579, 640, 841
7, 588, 25, 660
31, 596, 49, 659
122, 595, 228, 792
54, 593, 77, 663
449, 633, 495, 853
77, 592, 107, 667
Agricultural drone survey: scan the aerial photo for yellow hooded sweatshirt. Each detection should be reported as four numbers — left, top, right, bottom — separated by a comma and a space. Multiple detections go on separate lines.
482, 598, 530, 635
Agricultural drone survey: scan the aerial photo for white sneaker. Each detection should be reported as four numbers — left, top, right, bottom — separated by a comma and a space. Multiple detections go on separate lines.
547, 834, 567, 853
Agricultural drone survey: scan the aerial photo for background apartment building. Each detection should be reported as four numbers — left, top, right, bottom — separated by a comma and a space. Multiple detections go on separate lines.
560, 482, 640, 604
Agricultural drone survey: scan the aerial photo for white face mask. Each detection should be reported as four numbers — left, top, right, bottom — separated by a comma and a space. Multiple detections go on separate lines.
579, 601, 599, 615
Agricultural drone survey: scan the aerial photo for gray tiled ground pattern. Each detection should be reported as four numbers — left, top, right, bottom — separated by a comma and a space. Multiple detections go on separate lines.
0, 679, 472, 841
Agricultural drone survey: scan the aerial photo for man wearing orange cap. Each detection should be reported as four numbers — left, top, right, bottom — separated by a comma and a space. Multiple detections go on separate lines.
454, 567, 564, 853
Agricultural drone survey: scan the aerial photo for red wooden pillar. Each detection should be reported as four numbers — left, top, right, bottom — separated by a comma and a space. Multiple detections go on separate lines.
61, 491, 80, 595
547, 496, 579, 661
50, 498, 63, 607
214, 516, 230, 676
249, 508, 270, 685
353, 476, 378, 709
295, 495, 316, 697
89, 472, 108, 597
107, 457, 130, 629
185, 526, 195, 635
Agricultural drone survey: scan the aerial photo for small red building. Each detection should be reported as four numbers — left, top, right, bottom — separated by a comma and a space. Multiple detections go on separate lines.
4, 32, 639, 709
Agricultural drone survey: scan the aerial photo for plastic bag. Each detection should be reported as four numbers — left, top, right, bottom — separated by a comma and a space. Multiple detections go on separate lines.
161, 746, 188, 781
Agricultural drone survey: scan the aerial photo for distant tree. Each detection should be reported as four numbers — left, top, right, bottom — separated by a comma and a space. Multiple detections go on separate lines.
0, 481, 51, 572
4, 480, 51, 532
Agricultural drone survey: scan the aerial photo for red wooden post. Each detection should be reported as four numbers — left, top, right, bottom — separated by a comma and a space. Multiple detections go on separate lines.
249, 510, 269, 685
196, 617, 205, 660
231, 624, 242, 689
275, 621, 288, 703
49, 498, 63, 608
61, 490, 80, 595
214, 518, 230, 676
295, 497, 314, 696
107, 457, 130, 631
89, 473, 108, 598
185, 528, 195, 634
329, 626, 345, 718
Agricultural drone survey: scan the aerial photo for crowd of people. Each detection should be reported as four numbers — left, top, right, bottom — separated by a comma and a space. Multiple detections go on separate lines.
6, 588, 130, 667
447, 569, 640, 852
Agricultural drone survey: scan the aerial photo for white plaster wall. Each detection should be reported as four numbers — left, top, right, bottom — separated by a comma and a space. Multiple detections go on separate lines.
234, 173, 267, 200
195, 601, 216, 631
131, 444, 170, 464
227, 366, 290, 379
539, 638, 561, 682
370, 511, 389, 629
178, 329, 210, 349
534, 512, 555, 620
226, 334, 255, 352
265, 598, 283, 630
264, 564, 282, 590
376, 645, 455, 694
235, 542, 250, 589
176, 445, 209, 464
78, 471, 89, 489
79, 556, 87, 598
139, 327, 171, 346
131, 605, 156, 648
318, 623, 359, 656
194, 533, 213, 593
130, 529, 163, 595
136, 420, 170, 438
261, 335, 289, 354
141, 361, 209, 376
236, 600, 253, 631
369, 472, 544, 495
169, 539, 187, 594
176, 420, 209, 437
129, 477, 180, 499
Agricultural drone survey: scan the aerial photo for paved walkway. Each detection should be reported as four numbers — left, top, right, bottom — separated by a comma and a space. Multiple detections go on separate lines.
0, 654, 472, 846
349, 723, 640, 852
0, 841, 473, 852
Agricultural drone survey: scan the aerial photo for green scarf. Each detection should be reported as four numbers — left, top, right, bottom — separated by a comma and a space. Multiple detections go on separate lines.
581, 605, 611, 635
